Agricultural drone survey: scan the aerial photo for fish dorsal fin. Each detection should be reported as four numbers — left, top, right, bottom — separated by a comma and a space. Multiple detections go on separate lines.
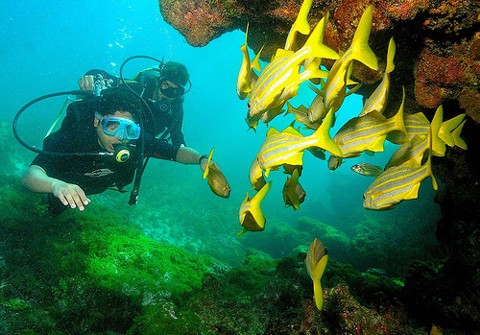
272, 48, 294, 62
266, 127, 280, 138
283, 125, 303, 137
367, 110, 387, 122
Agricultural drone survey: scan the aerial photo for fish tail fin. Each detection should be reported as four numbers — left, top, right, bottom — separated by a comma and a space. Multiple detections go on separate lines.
431, 105, 446, 157
439, 113, 466, 147
385, 37, 396, 74
284, 0, 313, 50
313, 107, 343, 157
312, 254, 328, 310
294, 0, 313, 36
350, 5, 378, 71
426, 123, 439, 191
313, 277, 324, 310
202, 148, 214, 179
252, 181, 272, 206
452, 119, 467, 150
304, 13, 339, 61
393, 86, 407, 135
236, 229, 247, 236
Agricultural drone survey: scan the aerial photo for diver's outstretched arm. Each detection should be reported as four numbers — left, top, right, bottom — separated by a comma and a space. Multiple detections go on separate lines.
22, 165, 90, 211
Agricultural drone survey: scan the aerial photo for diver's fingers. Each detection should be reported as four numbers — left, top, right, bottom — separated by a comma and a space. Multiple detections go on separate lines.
66, 185, 90, 211
53, 183, 89, 211
78, 75, 94, 91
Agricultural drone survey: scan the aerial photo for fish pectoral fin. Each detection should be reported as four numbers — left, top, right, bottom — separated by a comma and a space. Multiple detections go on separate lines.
369, 135, 386, 152
404, 183, 421, 200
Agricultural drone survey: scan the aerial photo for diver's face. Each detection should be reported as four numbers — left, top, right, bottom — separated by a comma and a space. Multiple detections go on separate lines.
94, 111, 134, 153
155, 79, 185, 99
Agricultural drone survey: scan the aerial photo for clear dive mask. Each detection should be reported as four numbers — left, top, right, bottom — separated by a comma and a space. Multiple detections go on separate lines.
95, 112, 141, 141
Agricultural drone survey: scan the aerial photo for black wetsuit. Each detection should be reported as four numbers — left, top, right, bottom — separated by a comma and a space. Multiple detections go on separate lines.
30, 98, 182, 213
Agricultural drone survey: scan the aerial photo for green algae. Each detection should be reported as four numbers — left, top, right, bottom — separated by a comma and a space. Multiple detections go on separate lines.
0, 175, 215, 333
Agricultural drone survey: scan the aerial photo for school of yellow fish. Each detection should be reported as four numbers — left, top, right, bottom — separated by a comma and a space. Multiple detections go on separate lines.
235, 0, 467, 310
235, 0, 468, 233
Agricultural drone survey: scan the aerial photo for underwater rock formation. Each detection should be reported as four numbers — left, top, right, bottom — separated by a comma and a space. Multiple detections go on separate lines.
158, 0, 480, 331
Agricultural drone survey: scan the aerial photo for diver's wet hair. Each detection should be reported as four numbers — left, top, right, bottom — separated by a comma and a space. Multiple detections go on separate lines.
97, 87, 143, 121
160, 61, 189, 87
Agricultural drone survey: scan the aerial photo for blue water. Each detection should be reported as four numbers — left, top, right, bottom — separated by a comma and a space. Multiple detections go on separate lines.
1, 1, 441, 268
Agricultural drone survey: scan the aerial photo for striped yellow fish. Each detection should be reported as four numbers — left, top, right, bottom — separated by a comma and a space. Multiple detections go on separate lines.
334, 87, 406, 157
387, 111, 430, 144
257, 107, 342, 176
385, 135, 428, 169
359, 37, 396, 116
237, 181, 272, 235
307, 82, 328, 124
249, 158, 267, 191
202, 148, 231, 198
237, 23, 263, 100
363, 155, 438, 210
282, 169, 306, 210
285, 101, 322, 130
247, 14, 338, 121
323, 5, 378, 112
284, 0, 313, 51
305, 238, 328, 310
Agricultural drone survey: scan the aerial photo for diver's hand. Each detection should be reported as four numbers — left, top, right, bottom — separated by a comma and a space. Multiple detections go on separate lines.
51, 181, 91, 211
78, 75, 95, 91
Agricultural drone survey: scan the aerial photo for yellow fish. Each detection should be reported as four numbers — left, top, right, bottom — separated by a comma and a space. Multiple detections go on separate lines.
237, 181, 272, 235
237, 23, 263, 100
363, 155, 438, 210
334, 87, 406, 157
387, 111, 430, 144
282, 169, 306, 210
385, 135, 428, 169
247, 14, 338, 121
285, 101, 322, 130
257, 107, 342, 176
202, 148, 231, 198
359, 37, 396, 116
323, 5, 378, 112
305, 238, 328, 310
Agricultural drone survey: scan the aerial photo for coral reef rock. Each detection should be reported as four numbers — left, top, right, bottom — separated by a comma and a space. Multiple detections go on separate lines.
158, 0, 480, 118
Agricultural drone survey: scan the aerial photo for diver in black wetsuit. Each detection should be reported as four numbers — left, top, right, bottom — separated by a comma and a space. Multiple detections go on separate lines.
21, 87, 213, 214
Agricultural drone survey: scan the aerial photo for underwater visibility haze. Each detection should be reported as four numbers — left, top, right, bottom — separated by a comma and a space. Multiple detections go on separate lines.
0, 0, 461, 334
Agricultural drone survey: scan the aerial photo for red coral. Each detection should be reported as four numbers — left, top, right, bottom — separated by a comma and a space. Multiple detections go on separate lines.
414, 48, 468, 108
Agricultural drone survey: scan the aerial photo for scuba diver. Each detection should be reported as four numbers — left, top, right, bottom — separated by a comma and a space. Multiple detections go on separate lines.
78, 61, 190, 146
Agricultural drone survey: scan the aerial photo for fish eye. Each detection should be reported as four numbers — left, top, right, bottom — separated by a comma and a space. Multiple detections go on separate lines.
247, 102, 251, 109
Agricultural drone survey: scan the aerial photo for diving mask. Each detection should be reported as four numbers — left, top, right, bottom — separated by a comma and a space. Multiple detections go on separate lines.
95, 112, 141, 141
158, 78, 189, 98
